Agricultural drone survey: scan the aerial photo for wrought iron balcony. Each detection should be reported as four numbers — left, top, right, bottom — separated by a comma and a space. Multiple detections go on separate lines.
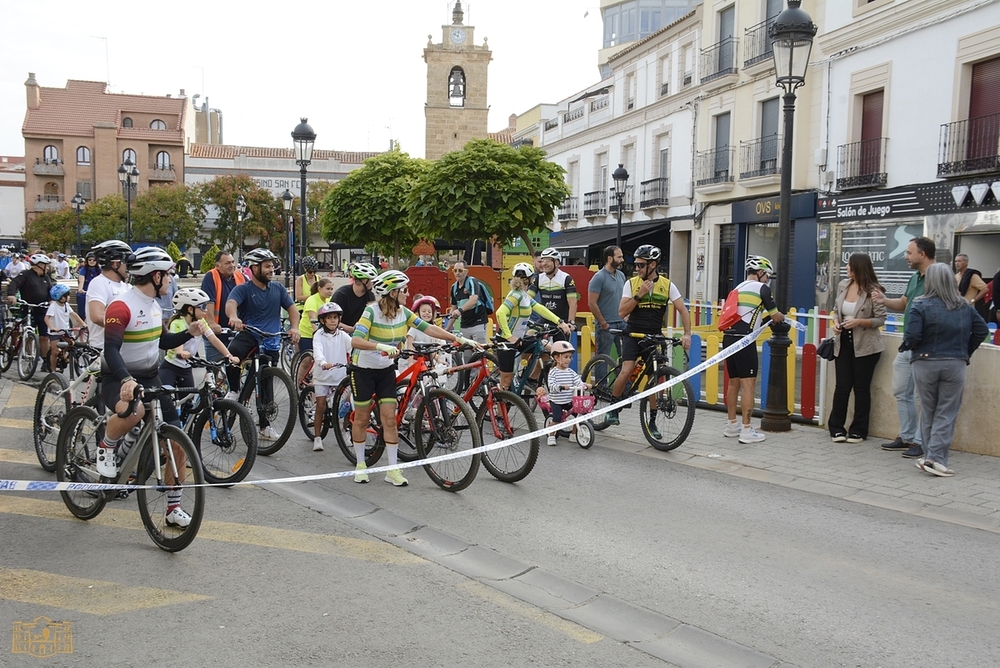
583, 190, 607, 217
609, 185, 634, 213
543, 118, 559, 131
558, 197, 579, 221
639, 178, 669, 208
695, 147, 735, 187
34, 194, 63, 211
740, 135, 781, 180
700, 37, 738, 84
660, 82, 670, 97
837, 137, 888, 190
743, 17, 775, 68
32, 158, 64, 176
937, 113, 1000, 178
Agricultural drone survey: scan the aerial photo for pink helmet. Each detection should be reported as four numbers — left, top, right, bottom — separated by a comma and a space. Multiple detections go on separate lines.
317, 301, 343, 318
550, 340, 575, 354
411, 295, 441, 314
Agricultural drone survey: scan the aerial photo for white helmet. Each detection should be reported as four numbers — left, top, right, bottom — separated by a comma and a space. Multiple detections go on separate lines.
29, 253, 52, 266
512, 262, 534, 278
172, 287, 211, 311
244, 248, 279, 266
127, 246, 175, 277
539, 247, 561, 261
372, 270, 410, 297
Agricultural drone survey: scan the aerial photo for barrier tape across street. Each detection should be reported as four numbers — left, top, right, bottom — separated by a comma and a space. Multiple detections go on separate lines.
0, 320, 805, 493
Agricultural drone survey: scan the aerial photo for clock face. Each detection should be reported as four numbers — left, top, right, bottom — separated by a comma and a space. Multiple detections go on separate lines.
451, 28, 466, 44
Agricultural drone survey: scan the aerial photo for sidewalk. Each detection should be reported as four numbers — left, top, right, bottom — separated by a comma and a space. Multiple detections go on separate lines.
596, 406, 1000, 533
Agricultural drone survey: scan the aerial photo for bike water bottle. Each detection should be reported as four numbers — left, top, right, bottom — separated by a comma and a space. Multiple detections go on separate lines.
339, 399, 352, 418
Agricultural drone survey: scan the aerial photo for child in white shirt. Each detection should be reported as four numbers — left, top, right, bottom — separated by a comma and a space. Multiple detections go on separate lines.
536, 340, 588, 446
311, 301, 352, 452
44, 284, 86, 373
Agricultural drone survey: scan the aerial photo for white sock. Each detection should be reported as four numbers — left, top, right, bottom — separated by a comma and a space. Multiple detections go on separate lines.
386, 444, 398, 467
353, 442, 366, 466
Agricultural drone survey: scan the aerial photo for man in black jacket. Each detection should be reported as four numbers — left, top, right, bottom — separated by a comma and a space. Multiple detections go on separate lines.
6, 253, 55, 369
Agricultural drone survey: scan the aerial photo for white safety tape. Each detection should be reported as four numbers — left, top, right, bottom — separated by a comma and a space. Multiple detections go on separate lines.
1, 320, 799, 493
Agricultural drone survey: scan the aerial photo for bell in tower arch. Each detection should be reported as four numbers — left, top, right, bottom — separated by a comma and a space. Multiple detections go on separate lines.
452, 0, 464, 25
448, 67, 466, 107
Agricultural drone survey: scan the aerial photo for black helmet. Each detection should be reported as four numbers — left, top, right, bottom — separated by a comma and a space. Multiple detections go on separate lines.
93, 240, 132, 266
633, 244, 661, 262
301, 255, 319, 272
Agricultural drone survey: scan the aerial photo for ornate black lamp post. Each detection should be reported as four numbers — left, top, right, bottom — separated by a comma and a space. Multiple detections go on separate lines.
292, 118, 315, 280
612, 164, 629, 251
281, 189, 294, 289
117, 157, 139, 247
761, 0, 816, 432
235, 194, 247, 260
70, 193, 85, 255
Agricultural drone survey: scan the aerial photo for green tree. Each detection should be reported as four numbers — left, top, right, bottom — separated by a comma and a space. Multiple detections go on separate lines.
80, 195, 128, 247
165, 241, 182, 262
131, 183, 204, 248
201, 244, 221, 274
408, 139, 569, 255
198, 175, 283, 255
320, 151, 430, 268
25, 207, 77, 252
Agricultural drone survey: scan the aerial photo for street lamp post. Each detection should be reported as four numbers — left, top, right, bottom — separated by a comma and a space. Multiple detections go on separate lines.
291, 119, 315, 271
235, 194, 247, 260
117, 157, 139, 247
70, 193, 85, 255
612, 164, 629, 251
281, 189, 294, 290
761, 0, 816, 433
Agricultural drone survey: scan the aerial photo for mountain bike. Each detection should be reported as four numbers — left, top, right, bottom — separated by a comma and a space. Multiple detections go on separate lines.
500, 323, 563, 412
33, 341, 103, 472
296, 363, 347, 440
581, 331, 695, 451
235, 325, 297, 456
0, 300, 47, 380
55, 386, 205, 552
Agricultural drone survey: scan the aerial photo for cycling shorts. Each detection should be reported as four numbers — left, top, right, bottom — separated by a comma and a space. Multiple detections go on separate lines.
349, 365, 397, 408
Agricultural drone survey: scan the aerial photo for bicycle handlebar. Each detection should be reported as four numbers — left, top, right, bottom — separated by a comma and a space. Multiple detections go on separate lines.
16, 299, 49, 309
243, 325, 291, 339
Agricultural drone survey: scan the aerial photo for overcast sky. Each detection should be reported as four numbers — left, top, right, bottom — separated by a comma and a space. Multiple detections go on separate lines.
0, 0, 604, 159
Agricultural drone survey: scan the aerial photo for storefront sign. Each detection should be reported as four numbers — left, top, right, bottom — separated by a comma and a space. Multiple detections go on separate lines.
818, 178, 1000, 222
733, 192, 816, 223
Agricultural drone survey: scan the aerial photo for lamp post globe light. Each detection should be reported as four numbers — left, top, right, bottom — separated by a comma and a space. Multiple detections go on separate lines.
70, 193, 85, 255
281, 189, 294, 290
291, 118, 315, 271
761, 0, 816, 433
118, 157, 139, 247
612, 164, 629, 251
235, 194, 247, 260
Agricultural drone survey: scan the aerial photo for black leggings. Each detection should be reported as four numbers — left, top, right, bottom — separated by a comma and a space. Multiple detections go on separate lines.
226, 330, 278, 428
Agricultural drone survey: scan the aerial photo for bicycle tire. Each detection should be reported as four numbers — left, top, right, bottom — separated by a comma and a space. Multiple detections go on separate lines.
279, 338, 295, 375
250, 366, 297, 456
415, 387, 481, 492
576, 421, 595, 449
639, 366, 696, 452
0, 328, 14, 371
477, 389, 538, 483
395, 379, 421, 462
55, 405, 107, 520
34, 372, 70, 472
135, 424, 204, 552
331, 377, 384, 466
193, 398, 258, 485
297, 385, 331, 440
17, 327, 39, 381
291, 350, 314, 389
580, 354, 619, 431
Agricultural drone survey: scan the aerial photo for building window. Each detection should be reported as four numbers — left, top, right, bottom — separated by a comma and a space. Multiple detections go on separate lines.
156, 151, 171, 169
122, 148, 137, 164
76, 181, 93, 200
43, 181, 59, 196
448, 67, 466, 107
76, 146, 91, 166
43, 145, 58, 163
150, 119, 167, 130
122, 117, 133, 128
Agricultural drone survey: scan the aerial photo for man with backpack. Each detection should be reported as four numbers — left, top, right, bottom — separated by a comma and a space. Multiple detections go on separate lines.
449, 261, 491, 390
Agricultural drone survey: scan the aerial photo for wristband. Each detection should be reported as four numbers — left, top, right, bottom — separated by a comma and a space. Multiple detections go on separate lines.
122, 376, 135, 384
633, 295, 641, 302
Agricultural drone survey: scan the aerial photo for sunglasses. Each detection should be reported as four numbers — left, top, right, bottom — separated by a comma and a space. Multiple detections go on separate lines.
634, 262, 648, 269
454, 269, 467, 273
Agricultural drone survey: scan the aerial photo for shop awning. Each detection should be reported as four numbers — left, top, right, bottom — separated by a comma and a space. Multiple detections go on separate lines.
550, 221, 671, 250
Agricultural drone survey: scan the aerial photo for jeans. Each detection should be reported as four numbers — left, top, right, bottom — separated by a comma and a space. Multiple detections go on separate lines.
828, 332, 881, 438
892, 349, 921, 445
912, 359, 967, 466
593, 320, 625, 384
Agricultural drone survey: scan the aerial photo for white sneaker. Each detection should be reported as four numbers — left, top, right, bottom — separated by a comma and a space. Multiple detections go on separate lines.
96, 444, 117, 477
723, 421, 742, 438
384, 468, 409, 487
738, 425, 766, 444
312, 437, 324, 452
546, 434, 557, 446
165, 507, 192, 528
259, 426, 280, 441
354, 463, 369, 484
224, 391, 239, 402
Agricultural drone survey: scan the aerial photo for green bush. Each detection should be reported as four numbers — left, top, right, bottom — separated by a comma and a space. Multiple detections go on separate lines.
200, 244, 220, 274
165, 241, 181, 262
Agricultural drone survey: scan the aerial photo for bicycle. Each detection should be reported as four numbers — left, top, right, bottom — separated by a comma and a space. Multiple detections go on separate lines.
234, 325, 297, 456
48, 326, 90, 378
0, 299, 48, 380
581, 331, 696, 451
538, 387, 596, 449
33, 341, 103, 472
296, 362, 347, 440
55, 386, 205, 552
176, 357, 258, 485
500, 323, 563, 410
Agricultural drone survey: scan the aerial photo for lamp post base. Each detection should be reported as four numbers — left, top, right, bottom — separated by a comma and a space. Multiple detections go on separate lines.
760, 320, 792, 432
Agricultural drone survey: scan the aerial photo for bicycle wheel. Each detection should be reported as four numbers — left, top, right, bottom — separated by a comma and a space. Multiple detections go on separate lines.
279, 339, 295, 375
415, 387, 481, 492
639, 366, 696, 452
331, 378, 384, 466
55, 405, 107, 520
136, 424, 204, 552
395, 380, 421, 462
193, 398, 258, 485
576, 421, 595, 449
0, 328, 14, 371
34, 372, 70, 472
250, 366, 296, 456
291, 350, 314, 389
477, 389, 538, 483
581, 354, 619, 431
298, 385, 331, 440
17, 327, 39, 381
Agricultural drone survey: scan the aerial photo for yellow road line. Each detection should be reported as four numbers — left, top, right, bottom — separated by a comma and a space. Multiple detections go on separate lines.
0, 417, 33, 430
5, 384, 38, 408
0, 448, 39, 465
0, 568, 212, 616
0, 496, 423, 564
458, 580, 604, 644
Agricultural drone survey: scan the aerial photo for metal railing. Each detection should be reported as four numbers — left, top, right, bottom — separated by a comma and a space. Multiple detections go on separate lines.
609, 185, 634, 213
543, 118, 559, 131
937, 113, 1000, 178
739, 135, 781, 180
837, 137, 888, 190
590, 97, 609, 112
563, 107, 584, 123
660, 82, 670, 97
626, 97, 635, 110
683, 71, 693, 87
583, 190, 607, 217
743, 17, 775, 68
558, 197, 578, 221
37, 194, 62, 202
695, 147, 735, 186
639, 178, 669, 208
700, 37, 738, 83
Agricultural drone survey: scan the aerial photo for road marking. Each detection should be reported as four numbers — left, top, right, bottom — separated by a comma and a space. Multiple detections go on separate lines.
0, 448, 38, 465
0, 568, 212, 616
4, 384, 38, 409
0, 417, 33, 430
0, 496, 423, 564
458, 580, 604, 644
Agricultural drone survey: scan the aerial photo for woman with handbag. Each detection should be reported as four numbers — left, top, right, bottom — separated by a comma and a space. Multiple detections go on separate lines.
828, 253, 887, 443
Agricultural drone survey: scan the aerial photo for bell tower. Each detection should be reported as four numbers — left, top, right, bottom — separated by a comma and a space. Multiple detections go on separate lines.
424, 0, 492, 160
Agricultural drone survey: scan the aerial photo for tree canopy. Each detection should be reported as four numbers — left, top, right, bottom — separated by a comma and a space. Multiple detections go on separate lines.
197, 175, 283, 255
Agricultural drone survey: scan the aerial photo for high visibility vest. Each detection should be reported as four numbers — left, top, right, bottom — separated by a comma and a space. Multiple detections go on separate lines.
209, 268, 246, 324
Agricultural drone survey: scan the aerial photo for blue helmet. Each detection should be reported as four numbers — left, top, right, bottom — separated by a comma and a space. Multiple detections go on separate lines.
50, 284, 71, 301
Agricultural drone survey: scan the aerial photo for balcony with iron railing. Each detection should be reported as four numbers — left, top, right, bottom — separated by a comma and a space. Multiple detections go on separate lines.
743, 17, 775, 69
543, 118, 559, 131
558, 196, 579, 221
695, 147, 736, 193
660, 82, 670, 97
149, 163, 177, 181
35, 194, 63, 211
563, 107, 584, 124
32, 158, 64, 176
639, 178, 669, 208
609, 185, 634, 213
739, 135, 781, 182
583, 190, 607, 217
590, 96, 609, 112
837, 137, 888, 190
937, 113, 1000, 178
700, 37, 738, 86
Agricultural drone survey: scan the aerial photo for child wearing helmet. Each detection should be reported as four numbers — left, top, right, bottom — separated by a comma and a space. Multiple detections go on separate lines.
535, 340, 590, 446
160, 287, 239, 386
310, 301, 351, 452
404, 295, 452, 372
44, 283, 86, 373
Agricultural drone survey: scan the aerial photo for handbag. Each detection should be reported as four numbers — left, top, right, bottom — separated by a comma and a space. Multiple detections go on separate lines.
816, 337, 836, 361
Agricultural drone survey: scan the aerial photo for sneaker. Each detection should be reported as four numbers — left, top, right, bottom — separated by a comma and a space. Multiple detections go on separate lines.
723, 421, 742, 438
647, 422, 662, 440
312, 437, 324, 452
881, 436, 909, 451
224, 391, 239, 402
165, 507, 192, 528
922, 460, 954, 477
901, 445, 924, 459
354, 463, 369, 484
605, 410, 620, 426
384, 468, 408, 487
546, 434, 557, 446
738, 425, 766, 444
915, 457, 926, 470
846, 433, 865, 444
569, 432, 578, 444
259, 426, 280, 441
831, 432, 847, 443
96, 444, 117, 477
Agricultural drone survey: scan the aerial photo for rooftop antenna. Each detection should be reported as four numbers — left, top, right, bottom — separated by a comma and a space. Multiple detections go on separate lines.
90, 36, 110, 86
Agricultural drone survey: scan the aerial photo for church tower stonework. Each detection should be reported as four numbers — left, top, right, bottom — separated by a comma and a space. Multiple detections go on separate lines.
424, 1, 491, 160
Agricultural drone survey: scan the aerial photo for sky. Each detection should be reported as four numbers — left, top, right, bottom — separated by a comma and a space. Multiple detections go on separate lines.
0, 0, 605, 159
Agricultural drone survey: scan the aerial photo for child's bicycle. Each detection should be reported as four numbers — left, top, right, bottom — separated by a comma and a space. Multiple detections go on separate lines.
537, 387, 596, 449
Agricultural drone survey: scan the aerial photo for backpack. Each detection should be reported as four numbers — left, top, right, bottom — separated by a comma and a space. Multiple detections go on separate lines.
717, 287, 741, 331
451, 276, 493, 314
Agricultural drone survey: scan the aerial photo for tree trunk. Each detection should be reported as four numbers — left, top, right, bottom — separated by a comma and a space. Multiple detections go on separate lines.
522, 233, 537, 256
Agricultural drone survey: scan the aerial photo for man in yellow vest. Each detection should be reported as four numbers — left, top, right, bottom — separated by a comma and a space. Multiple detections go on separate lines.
200, 250, 245, 361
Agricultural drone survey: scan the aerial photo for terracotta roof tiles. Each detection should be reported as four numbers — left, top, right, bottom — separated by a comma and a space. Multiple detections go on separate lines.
187, 144, 381, 165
